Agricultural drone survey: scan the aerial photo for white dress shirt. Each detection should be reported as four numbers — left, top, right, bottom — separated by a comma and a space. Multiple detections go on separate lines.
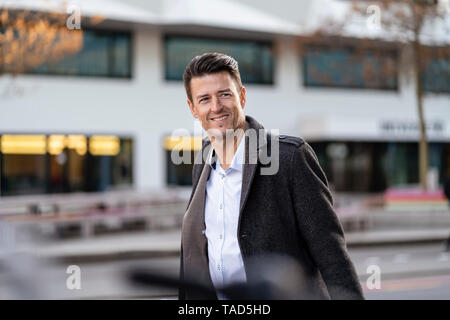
204, 136, 247, 298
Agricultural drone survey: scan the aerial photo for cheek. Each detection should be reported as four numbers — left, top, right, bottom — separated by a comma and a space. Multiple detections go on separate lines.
200, 113, 210, 126
202, 112, 210, 120
234, 106, 243, 118
196, 109, 207, 120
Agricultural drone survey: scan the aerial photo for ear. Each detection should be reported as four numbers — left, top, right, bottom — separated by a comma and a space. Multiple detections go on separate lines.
239, 86, 246, 109
187, 99, 199, 119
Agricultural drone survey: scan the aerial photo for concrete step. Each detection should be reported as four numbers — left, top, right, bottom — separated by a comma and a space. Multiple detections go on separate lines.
4, 227, 449, 263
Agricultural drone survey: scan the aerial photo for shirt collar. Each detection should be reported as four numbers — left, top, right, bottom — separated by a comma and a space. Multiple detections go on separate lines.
207, 135, 245, 172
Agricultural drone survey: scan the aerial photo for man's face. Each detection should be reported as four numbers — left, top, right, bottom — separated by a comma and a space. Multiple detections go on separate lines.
187, 71, 246, 139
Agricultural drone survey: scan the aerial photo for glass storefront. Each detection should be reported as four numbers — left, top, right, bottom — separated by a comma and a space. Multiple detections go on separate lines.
162, 136, 449, 193
309, 141, 450, 193
0, 134, 133, 196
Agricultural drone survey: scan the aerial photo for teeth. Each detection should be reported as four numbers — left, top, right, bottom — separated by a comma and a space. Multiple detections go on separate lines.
212, 115, 228, 121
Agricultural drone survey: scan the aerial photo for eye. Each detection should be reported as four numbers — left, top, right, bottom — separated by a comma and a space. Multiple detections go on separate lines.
199, 97, 209, 103
221, 93, 231, 97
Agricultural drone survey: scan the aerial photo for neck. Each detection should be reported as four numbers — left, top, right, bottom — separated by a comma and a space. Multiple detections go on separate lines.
210, 123, 246, 170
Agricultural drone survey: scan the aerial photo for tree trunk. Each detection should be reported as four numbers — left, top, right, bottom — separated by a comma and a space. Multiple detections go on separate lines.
414, 40, 429, 191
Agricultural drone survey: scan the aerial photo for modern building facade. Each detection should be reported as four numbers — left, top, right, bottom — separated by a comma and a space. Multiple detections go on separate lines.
1, 0, 449, 197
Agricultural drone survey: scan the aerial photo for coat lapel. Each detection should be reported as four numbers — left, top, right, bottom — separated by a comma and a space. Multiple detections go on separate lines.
238, 117, 268, 233
239, 134, 259, 216
181, 144, 216, 297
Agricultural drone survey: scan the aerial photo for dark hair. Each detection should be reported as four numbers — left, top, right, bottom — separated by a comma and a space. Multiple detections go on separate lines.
183, 52, 243, 102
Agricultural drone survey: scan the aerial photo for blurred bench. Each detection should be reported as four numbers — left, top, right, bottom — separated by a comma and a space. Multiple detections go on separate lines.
0, 189, 188, 238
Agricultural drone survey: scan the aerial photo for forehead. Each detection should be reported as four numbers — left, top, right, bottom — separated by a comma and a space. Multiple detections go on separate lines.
190, 71, 238, 96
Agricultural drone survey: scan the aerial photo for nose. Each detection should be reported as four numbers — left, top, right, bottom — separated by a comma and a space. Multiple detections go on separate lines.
210, 96, 223, 113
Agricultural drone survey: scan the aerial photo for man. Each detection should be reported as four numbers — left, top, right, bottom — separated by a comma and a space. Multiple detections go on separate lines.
179, 52, 364, 300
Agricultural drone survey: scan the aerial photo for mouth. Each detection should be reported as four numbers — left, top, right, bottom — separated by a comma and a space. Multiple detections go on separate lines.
209, 114, 230, 122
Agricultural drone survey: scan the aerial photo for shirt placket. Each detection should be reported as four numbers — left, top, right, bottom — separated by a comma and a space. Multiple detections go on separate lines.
217, 170, 226, 285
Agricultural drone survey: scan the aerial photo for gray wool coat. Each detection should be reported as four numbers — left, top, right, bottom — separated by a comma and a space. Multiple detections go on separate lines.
179, 115, 364, 300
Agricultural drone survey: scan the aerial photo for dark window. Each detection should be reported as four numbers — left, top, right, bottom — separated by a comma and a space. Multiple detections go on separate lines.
164, 135, 203, 186
1, 154, 47, 196
302, 45, 398, 90
85, 138, 133, 192
165, 36, 274, 85
422, 56, 450, 93
166, 150, 195, 186
309, 142, 389, 193
30, 29, 132, 78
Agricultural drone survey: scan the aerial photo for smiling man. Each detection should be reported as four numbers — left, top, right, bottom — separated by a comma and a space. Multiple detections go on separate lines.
187, 65, 247, 171
179, 52, 364, 300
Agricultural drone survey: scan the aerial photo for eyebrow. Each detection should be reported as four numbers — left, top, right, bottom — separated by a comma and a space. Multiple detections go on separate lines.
195, 88, 232, 100
196, 93, 210, 100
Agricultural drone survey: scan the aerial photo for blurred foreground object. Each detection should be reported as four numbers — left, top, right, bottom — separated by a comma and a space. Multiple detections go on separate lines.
0, 222, 67, 299
443, 176, 450, 251
129, 254, 326, 300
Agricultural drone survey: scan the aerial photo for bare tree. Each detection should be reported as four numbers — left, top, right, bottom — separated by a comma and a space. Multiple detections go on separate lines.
302, 0, 449, 190
0, 4, 104, 96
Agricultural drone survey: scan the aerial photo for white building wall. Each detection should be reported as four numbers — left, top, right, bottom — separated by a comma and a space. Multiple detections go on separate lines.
1, 25, 449, 191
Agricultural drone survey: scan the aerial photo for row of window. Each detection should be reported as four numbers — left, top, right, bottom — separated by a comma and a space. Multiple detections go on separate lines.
2, 28, 449, 93
33, 30, 132, 78
165, 140, 450, 192
3, 133, 448, 195
165, 36, 274, 85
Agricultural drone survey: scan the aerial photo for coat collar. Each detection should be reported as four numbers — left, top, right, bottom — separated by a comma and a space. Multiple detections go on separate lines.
206, 131, 245, 173
200, 115, 267, 155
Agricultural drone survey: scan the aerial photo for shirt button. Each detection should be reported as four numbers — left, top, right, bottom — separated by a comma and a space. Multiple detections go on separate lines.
219, 234, 223, 240
217, 264, 221, 271
219, 204, 223, 210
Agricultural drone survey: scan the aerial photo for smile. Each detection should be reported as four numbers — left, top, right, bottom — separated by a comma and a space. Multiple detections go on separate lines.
210, 115, 229, 121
